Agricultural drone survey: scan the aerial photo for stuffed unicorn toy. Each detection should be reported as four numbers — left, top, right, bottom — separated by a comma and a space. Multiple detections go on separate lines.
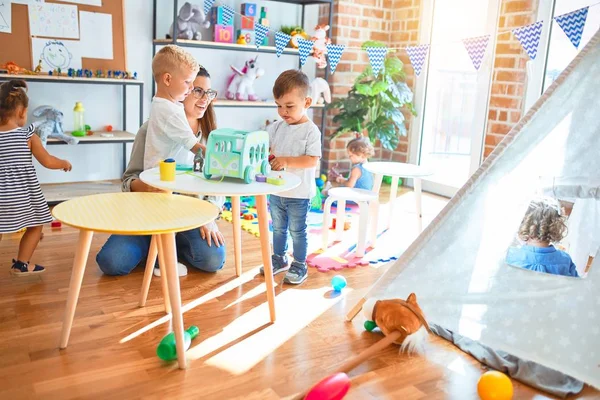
311, 25, 331, 69
226, 56, 265, 101
310, 78, 331, 104
167, 2, 210, 41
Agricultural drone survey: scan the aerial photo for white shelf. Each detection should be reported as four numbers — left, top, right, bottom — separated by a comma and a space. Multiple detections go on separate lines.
0, 73, 143, 85
47, 131, 135, 144
153, 39, 299, 55
42, 180, 122, 204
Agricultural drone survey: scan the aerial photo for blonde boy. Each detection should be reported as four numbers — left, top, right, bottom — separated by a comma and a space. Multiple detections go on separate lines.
144, 45, 203, 170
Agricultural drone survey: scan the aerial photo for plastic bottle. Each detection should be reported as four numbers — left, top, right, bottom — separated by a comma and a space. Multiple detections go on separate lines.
156, 326, 199, 361
72, 102, 86, 136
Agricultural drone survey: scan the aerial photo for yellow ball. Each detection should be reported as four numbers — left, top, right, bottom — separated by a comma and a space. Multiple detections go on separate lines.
320, 174, 327, 183
477, 371, 513, 400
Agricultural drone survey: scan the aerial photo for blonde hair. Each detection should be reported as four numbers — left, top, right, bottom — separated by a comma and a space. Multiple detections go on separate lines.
152, 45, 199, 81
347, 136, 375, 158
518, 198, 567, 243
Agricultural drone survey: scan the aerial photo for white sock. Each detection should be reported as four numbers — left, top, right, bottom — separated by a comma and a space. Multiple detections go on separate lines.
153, 262, 188, 277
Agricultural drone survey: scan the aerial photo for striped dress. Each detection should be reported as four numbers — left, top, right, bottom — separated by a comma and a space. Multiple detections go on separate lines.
0, 125, 52, 233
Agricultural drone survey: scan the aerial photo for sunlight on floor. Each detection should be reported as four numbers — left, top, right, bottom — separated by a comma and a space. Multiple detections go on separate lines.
187, 286, 353, 374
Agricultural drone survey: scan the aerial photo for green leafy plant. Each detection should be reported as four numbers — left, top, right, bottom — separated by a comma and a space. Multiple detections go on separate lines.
330, 40, 417, 151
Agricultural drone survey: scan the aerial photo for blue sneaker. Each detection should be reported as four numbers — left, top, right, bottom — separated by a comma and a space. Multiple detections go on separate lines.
260, 254, 289, 276
11, 259, 45, 276
284, 261, 308, 285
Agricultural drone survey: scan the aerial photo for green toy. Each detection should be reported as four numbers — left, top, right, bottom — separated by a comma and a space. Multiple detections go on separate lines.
204, 128, 270, 183
383, 176, 403, 186
156, 326, 199, 361
364, 320, 377, 332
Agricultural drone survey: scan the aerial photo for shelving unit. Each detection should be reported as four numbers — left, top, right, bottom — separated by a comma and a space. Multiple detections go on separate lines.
152, 0, 333, 133
0, 73, 144, 204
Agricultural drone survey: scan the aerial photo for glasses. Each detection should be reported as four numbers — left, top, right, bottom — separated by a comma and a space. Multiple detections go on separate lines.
191, 87, 217, 100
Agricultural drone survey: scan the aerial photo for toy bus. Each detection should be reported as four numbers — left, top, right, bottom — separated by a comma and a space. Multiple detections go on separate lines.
203, 128, 271, 183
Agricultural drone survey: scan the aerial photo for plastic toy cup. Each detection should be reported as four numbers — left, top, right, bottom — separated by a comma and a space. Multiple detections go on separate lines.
159, 158, 176, 181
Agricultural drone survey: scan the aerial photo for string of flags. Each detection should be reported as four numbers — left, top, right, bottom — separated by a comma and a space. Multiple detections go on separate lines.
204, 1, 596, 77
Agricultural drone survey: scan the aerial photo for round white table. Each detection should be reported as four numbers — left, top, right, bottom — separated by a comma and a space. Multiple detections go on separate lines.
140, 168, 301, 323
363, 162, 433, 231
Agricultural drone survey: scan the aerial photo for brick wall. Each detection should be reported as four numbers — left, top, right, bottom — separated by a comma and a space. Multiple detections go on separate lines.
315, 0, 423, 175
484, 0, 540, 158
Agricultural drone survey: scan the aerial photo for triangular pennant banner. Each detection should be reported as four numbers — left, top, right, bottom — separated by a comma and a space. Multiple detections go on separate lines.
555, 7, 589, 49
365, 47, 388, 77
513, 21, 544, 60
326, 43, 345, 74
462, 35, 490, 70
203, 0, 215, 15
254, 23, 270, 49
297, 38, 314, 67
221, 5, 235, 26
405, 44, 429, 76
275, 32, 291, 58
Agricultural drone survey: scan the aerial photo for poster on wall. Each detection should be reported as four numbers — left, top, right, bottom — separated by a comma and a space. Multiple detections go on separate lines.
79, 11, 113, 59
0, 0, 11, 34
31, 38, 83, 71
28, 2, 79, 39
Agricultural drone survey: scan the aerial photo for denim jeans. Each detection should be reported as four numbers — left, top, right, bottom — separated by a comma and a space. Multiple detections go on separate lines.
96, 228, 226, 276
269, 195, 310, 265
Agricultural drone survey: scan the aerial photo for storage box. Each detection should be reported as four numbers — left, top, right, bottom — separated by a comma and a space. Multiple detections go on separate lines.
214, 24, 234, 43
240, 15, 254, 30
237, 29, 255, 45
211, 6, 233, 26
241, 3, 257, 16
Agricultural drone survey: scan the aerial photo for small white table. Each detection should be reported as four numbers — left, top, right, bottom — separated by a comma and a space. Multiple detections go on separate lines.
363, 162, 433, 231
140, 168, 301, 323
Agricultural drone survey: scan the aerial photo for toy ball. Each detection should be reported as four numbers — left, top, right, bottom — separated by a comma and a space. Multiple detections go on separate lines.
320, 174, 327, 183
477, 371, 513, 400
331, 275, 347, 292
315, 178, 324, 188
364, 320, 377, 332
305, 372, 350, 400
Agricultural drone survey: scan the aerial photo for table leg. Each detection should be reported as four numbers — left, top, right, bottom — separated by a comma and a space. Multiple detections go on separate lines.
156, 237, 171, 314
160, 233, 187, 369
139, 235, 158, 307
60, 229, 94, 349
256, 195, 276, 323
387, 176, 399, 229
372, 173, 383, 195
231, 196, 242, 277
414, 177, 423, 232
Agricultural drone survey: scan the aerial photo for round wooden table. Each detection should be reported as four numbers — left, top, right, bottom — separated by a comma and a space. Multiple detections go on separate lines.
53, 192, 220, 369
363, 162, 433, 231
139, 169, 301, 323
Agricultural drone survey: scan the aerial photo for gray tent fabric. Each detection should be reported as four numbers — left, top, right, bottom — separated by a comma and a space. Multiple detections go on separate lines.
430, 324, 584, 398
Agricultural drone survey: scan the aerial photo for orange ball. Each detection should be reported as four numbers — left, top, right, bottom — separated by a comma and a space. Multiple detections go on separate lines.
477, 371, 513, 400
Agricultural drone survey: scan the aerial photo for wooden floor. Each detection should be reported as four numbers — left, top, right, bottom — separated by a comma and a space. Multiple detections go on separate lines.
1, 187, 598, 400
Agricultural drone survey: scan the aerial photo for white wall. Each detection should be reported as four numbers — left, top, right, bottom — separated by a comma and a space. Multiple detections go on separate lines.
33, 0, 318, 184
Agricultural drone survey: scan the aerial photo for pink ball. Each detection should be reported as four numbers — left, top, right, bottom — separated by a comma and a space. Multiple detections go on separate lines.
305, 373, 351, 400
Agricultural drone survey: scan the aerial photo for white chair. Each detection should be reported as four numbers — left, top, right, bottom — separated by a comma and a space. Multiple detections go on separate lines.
322, 187, 379, 257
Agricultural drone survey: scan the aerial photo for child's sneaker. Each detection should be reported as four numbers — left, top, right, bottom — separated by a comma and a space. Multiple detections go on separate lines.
153, 262, 188, 277
284, 261, 307, 285
11, 259, 45, 276
260, 254, 289, 276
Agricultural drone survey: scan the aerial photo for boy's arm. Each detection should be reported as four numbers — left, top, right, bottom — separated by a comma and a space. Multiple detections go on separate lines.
164, 114, 203, 154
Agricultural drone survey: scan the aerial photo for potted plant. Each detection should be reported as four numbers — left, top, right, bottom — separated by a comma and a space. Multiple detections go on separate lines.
329, 41, 416, 151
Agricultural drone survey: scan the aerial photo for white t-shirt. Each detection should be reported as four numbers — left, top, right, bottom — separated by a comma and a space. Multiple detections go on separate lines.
144, 97, 198, 170
268, 119, 322, 199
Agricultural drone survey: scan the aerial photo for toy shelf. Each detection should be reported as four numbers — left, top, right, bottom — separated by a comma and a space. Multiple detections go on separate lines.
0, 73, 143, 86
153, 39, 300, 55
42, 180, 122, 205
47, 131, 135, 144
213, 99, 325, 108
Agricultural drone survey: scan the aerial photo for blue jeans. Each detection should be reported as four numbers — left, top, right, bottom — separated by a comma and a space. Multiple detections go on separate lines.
96, 228, 226, 276
270, 195, 310, 265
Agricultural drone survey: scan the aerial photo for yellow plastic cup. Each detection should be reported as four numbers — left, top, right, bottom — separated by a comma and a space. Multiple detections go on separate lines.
159, 159, 176, 181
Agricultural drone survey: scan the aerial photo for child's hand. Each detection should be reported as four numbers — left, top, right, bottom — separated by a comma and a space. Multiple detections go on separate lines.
270, 157, 287, 171
61, 160, 72, 172
335, 175, 345, 183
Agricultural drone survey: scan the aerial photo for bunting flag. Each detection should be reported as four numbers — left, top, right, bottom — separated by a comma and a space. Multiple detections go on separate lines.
254, 23, 270, 49
297, 38, 314, 67
275, 32, 291, 58
462, 35, 490, 70
326, 43, 345, 74
405, 44, 429, 76
554, 7, 589, 49
203, 0, 215, 15
221, 5, 235, 26
513, 21, 544, 60
365, 47, 388, 77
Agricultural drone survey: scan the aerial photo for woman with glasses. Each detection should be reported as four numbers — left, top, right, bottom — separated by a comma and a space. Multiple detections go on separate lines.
96, 67, 226, 277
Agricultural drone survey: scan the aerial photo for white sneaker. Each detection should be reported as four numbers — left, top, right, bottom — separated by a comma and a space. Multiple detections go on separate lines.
153, 262, 188, 277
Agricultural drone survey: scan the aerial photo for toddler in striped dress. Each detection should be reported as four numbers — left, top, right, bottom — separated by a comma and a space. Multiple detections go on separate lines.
0, 80, 72, 275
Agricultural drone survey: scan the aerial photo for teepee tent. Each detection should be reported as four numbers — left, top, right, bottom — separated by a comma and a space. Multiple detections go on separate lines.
349, 29, 600, 389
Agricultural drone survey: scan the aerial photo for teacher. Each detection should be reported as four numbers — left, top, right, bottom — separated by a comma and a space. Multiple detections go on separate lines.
96, 67, 226, 276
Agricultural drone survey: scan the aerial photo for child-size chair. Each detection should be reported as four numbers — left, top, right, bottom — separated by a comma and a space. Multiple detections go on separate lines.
322, 187, 379, 257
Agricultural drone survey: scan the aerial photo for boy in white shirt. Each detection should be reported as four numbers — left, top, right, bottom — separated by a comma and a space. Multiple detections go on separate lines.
261, 69, 322, 285
144, 45, 204, 170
